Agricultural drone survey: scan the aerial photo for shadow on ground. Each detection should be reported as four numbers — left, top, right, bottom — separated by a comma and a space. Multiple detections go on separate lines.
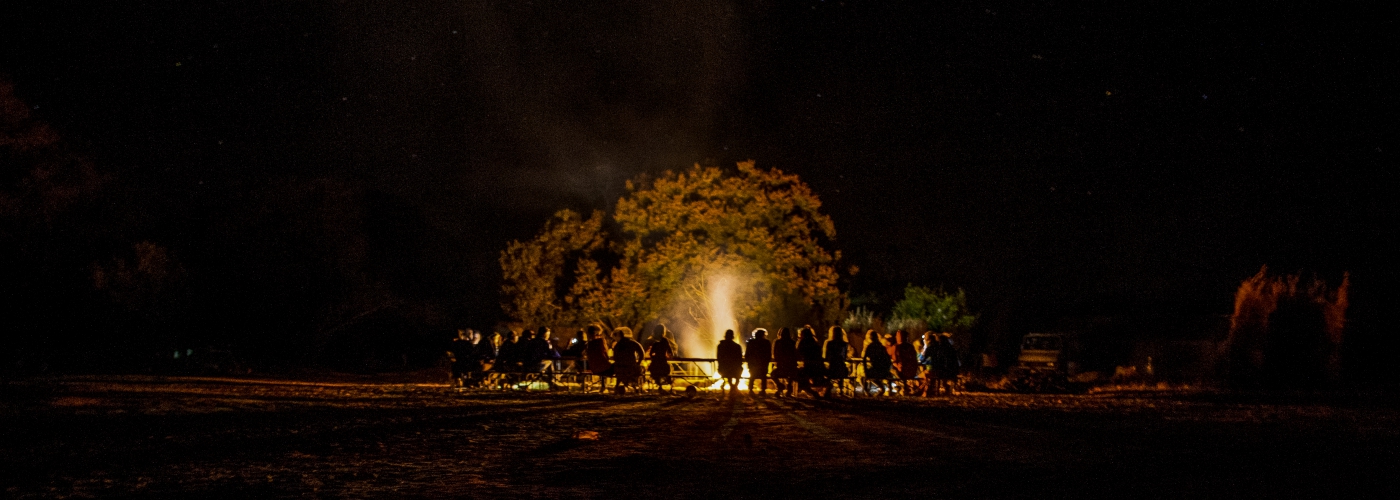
2, 376, 1397, 498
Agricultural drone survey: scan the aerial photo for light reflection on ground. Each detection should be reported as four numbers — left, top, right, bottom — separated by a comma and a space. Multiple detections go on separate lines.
2, 376, 1397, 498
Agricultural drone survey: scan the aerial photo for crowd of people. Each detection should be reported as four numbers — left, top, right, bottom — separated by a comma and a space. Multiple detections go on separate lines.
447, 324, 962, 397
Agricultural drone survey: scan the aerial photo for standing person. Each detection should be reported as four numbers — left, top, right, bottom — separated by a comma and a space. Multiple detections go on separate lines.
771, 327, 799, 397
862, 330, 893, 396
745, 328, 773, 395
584, 325, 614, 393
716, 329, 744, 393
893, 330, 921, 396
611, 327, 645, 394
646, 325, 677, 392
824, 326, 851, 397
797, 326, 826, 398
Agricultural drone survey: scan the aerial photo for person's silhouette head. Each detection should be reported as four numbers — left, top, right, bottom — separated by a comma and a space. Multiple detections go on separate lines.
586, 324, 602, 339
724, 329, 735, 341
752, 328, 768, 340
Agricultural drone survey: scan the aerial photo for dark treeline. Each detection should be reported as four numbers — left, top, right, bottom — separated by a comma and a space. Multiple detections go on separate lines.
2, 83, 459, 375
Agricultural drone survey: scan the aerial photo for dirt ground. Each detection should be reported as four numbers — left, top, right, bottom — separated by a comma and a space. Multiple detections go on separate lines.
2, 376, 1397, 499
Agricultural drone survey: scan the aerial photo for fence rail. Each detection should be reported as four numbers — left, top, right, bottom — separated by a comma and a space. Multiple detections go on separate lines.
469, 356, 948, 395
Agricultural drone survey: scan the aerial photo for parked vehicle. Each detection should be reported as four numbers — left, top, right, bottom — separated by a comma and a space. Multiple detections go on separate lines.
1008, 333, 1082, 392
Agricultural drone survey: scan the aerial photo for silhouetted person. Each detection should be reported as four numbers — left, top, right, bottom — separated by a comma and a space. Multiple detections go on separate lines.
448, 329, 473, 387
919, 332, 941, 396
483, 331, 503, 389
893, 330, 921, 395
520, 328, 542, 377
584, 325, 614, 393
520, 328, 541, 371
612, 327, 645, 393
862, 330, 892, 396
564, 329, 587, 357
937, 333, 960, 395
746, 328, 773, 395
511, 330, 539, 388
455, 329, 495, 388
647, 324, 677, 392
717, 329, 744, 392
824, 326, 851, 397
499, 330, 526, 379
563, 329, 587, 384
797, 326, 826, 397
529, 327, 561, 389
772, 327, 799, 397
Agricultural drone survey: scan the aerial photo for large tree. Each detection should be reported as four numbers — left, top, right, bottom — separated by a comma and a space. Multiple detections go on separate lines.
501, 161, 845, 346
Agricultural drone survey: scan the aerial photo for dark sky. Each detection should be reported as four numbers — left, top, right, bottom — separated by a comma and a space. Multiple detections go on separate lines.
3, 1, 1394, 332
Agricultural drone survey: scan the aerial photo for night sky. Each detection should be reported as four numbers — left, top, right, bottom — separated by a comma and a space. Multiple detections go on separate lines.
3, 2, 1394, 341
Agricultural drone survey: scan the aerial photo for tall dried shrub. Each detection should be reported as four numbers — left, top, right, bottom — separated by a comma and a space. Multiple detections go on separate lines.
1224, 267, 1349, 387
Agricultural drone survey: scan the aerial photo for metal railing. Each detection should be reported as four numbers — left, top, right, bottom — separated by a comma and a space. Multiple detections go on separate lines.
464, 356, 948, 395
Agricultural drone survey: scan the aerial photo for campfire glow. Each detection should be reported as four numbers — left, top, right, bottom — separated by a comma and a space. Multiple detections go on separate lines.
670, 271, 757, 387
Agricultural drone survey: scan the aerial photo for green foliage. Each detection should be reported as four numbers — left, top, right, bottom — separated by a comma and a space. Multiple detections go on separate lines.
841, 306, 878, 333
889, 285, 977, 334
884, 315, 925, 334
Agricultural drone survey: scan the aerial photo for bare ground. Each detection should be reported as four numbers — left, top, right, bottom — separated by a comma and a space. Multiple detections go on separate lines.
2, 376, 1397, 498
